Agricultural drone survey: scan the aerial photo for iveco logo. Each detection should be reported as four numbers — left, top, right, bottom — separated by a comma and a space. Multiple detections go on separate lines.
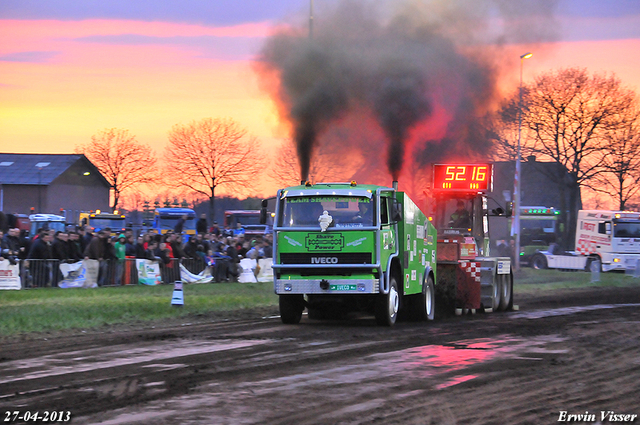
311, 257, 339, 264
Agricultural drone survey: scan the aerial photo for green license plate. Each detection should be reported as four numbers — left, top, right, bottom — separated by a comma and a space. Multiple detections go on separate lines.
330, 284, 357, 291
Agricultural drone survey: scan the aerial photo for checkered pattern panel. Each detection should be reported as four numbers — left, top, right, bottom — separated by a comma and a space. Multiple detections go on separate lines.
576, 239, 596, 255
459, 261, 481, 282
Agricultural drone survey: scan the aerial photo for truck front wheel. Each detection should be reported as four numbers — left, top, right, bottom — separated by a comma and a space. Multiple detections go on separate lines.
375, 276, 399, 326
279, 295, 304, 324
408, 274, 435, 321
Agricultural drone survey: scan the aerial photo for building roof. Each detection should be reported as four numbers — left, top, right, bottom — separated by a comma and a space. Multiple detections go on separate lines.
0, 153, 107, 186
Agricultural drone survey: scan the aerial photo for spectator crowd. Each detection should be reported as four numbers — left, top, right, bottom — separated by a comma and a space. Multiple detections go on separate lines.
1, 219, 273, 288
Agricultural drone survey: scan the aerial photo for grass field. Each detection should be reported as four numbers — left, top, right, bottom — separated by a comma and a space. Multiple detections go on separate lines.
1, 269, 639, 337
0, 282, 278, 337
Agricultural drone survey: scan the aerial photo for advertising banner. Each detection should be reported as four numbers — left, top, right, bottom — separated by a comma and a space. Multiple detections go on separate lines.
0, 259, 21, 290
136, 259, 162, 285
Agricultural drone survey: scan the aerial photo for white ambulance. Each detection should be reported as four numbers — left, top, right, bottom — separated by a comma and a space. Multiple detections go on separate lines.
530, 210, 640, 272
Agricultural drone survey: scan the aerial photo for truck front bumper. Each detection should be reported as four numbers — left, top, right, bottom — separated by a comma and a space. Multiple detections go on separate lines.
601, 254, 640, 272
275, 278, 380, 294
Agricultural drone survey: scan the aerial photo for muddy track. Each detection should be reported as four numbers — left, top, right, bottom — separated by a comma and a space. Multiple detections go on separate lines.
1, 286, 639, 424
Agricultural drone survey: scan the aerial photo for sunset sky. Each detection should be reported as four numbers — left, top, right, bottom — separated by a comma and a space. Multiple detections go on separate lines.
1, 0, 640, 199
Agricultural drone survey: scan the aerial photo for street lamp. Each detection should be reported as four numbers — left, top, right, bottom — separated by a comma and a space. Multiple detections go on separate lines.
514, 52, 532, 271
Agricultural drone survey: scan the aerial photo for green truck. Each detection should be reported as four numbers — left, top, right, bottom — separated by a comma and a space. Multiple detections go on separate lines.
266, 181, 437, 326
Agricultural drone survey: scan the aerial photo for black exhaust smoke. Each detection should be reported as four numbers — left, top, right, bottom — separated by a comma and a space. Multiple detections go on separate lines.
256, 0, 559, 187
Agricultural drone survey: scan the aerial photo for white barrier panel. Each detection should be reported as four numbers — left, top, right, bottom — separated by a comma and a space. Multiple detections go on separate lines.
0, 259, 21, 290
136, 259, 162, 285
256, 258, 274, 283
58, 260, 99, 289
238, 258, 257, 283
180, 263, 214, 284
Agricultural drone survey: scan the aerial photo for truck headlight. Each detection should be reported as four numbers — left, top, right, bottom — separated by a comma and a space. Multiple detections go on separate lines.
284, 283, 292, 291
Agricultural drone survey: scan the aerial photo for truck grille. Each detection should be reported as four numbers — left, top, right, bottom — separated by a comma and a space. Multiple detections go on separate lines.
279, 253, 372, 265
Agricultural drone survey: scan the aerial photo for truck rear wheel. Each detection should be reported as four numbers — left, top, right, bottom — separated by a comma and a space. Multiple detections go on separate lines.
375, 276, 399, 326
531, 254, 547, 270
408, 274, 435, 321
498, 273, 512, 311
279, 295, 304, 324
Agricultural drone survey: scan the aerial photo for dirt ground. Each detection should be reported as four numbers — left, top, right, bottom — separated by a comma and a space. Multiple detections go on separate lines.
1, 285, 639, 425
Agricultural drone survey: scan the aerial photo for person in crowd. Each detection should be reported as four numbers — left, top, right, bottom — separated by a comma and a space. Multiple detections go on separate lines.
197, 232, 211, 253
52, 231, 70, 262
67, 231, 83, 262
1, 228, 21, 265
0, 230, 9, 263
196, 213, 208, 235
84, 228, 112, 286
246, 239, 264, 260
124, 234, 137, 257
171, 233, 186, 260
173, 214, 188, 234
225, 237, 240, 281
263, 236, 273, 258
26, 229, 53, 287
141, 232, 152, 250
210, 221, 221, 237
134, 235, 147, 258
144, 240, 162, 262
113, 234, 127, 285
81, 225, 94, 252
236, 235, 247, 258
233, 222, 245, 237
184, 235, 205, 260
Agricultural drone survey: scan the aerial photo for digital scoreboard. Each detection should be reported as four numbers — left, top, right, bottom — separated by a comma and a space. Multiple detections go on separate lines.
432, 164, 492, 191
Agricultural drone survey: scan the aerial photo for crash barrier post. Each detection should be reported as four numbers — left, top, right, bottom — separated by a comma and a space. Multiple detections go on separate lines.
124, 257, 136, 285
590, 260, 601, 283
22, 259, 61, 288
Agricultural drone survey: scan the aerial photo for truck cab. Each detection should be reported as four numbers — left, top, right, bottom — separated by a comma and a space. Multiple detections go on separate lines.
427, 164, 514, 313
269, 182, 437, 326
79, 210, 126, 235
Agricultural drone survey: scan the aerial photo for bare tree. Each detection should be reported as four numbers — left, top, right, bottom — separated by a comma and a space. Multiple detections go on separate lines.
497, 68, 636, 248
164, 117, 264, 222
76, 128, 157, 209
590, 104, 640, 210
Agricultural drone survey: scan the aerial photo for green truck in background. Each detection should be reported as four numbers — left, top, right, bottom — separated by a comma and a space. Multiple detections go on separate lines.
265, 181, 437, 326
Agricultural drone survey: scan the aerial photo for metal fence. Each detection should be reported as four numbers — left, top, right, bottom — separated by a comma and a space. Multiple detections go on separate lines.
17, 257, 220, 289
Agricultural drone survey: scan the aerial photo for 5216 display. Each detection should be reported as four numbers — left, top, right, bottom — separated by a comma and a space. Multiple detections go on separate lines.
432, 164, 492, 191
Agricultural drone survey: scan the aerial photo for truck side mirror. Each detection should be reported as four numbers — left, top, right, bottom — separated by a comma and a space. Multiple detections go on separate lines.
260, 199, 268, 225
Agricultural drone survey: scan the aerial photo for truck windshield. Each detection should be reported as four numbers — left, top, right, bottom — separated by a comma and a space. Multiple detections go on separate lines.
226, 214, 261, 227
30, 221, 65, 235
613, 221, 640, 237
434, 198, 472, 230
281, 196, 374, 228
92, 218, 125, 231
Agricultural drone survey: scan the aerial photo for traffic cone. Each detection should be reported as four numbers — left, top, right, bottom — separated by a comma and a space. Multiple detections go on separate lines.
171, 281, 184, 307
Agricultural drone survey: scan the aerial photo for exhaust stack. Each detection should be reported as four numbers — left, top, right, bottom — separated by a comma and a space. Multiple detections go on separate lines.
392, 181, 398, 191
